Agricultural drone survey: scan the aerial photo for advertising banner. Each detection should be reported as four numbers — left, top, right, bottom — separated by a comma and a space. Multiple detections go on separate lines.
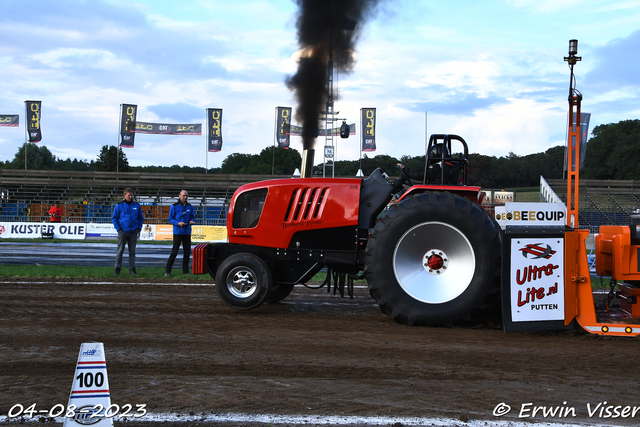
0, 222, 228, 242
85, 223, 118, 238
482, 190, 515, 206
140, 225, 228, 242
286, 124, 303, 136
0, 114, 19, 127
192, 226, 228, 242
25, 101, 42, 142
286, 123, 355, 137
509, 237, 564, 322
276, 107, 292, 148
0, 222, 85, 239
493, 191, 515, 205
207, 108, 223, 152
139, 224, 155, 241
120, 104, 137, 148
361, 108, 376, 152
495, 203, 566, 229
154, 224, 174, 241
133, 122, 202, 135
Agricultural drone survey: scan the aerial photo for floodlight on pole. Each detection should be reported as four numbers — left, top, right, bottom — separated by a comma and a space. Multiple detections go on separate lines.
568, 39, 578, 56
564, 39, 582, 228
564, 39, 582, 102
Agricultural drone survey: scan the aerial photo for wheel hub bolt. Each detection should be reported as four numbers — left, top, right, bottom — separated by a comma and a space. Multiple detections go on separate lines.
423, 249, 449, 275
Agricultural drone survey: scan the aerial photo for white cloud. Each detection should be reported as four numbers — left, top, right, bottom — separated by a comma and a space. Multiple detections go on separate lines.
0, 0, 638, 170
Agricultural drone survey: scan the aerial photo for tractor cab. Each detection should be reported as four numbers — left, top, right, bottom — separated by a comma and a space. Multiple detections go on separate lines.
396, 134, 482, 206
423, 134, 470, 186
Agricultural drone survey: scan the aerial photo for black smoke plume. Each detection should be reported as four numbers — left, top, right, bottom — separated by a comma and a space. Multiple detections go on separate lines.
286, 0, 381, 150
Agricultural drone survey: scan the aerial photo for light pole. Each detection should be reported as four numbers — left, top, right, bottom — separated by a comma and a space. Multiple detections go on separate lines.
564, 39, 582, 228
423, 109, 433, 184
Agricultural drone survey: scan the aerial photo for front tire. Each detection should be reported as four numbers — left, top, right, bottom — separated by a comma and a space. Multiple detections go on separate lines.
215, 253, 272, 310
364, 192, 501, 326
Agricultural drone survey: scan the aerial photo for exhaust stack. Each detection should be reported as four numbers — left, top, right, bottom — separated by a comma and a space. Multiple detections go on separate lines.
301, 149, 315, 178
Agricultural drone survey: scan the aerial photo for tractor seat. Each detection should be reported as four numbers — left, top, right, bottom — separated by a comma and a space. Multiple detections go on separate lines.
445, 154, 467, 185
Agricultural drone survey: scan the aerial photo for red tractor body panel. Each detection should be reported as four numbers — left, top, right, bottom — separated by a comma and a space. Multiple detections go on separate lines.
397, 185, 483, 204
227, 178, 361, 248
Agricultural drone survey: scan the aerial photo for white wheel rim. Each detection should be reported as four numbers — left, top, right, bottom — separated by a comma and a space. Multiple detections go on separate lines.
393, 221, 475, 304
227, 266, 258, 298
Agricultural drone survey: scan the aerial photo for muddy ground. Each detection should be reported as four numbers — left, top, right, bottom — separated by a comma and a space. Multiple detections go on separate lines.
1, 277, 640, 426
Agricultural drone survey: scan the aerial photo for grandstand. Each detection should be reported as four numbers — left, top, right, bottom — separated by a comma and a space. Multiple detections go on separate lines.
546, 178, 640, 232
0, 169, 291, 225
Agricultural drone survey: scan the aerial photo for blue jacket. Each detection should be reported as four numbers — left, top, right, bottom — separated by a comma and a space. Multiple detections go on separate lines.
169, 202, 195, 235
112, 200, 144, 233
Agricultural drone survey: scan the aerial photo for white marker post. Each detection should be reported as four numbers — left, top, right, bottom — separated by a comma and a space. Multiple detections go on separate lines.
63, 342, 113, 427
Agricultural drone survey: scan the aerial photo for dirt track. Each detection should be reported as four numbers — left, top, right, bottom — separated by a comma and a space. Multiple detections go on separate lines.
1, 277, 640, 426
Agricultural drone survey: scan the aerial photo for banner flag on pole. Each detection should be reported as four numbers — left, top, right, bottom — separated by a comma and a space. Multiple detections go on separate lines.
25, 101, 42, 143
132, 122, 201, 135
207, 108, 223, 152
276, 107, 292, 148
361, 107, 376, 152
0, 114, 19, 127
564, 112, 590, 172
285, 123, 355, 137
120, 104, 137, 148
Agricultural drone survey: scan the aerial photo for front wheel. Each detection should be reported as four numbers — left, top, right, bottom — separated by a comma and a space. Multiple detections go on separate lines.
215, 253, 272, 310
364, 191, 501, 326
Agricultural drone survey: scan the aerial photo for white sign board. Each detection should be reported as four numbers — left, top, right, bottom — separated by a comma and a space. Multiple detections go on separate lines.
139, 224, 155, 241
324, 145, 334, 158
0, 222, 86, 239
493, 190, 514, 205
495, 203, 566, 228
86, 223, 117, 238
509, 237, 564, 322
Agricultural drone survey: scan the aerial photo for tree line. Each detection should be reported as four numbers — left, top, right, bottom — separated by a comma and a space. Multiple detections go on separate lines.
1, 119, 638, 188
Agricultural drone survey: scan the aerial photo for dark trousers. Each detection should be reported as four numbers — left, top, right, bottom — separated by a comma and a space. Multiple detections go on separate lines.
166, 234, 191, 273
115, 231, 138, 270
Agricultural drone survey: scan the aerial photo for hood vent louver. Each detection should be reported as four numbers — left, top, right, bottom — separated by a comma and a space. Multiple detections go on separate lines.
283, 187, 329, 223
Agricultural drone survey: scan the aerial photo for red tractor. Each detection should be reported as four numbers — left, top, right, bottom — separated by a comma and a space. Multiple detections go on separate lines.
205, 135, 502, 326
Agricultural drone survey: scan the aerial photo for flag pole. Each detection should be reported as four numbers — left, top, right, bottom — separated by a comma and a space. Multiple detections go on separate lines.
424, 111, 428, 184
359, 109, 362, 169
357, 108, 363, 176
117, 104, 121, 174
205, 109, 208, 174
24, 102, 27, 170
272, 107, 277, 175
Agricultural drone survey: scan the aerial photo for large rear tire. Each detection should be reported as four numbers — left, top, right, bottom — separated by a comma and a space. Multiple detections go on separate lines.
215, 253, 272, 310
364, 191, 501, 326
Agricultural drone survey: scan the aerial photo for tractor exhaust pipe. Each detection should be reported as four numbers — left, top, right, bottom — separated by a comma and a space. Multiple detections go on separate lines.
301, 149, 314, 178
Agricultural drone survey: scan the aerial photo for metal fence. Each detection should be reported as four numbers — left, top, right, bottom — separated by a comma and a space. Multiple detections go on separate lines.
0, 169, 293, 226
546, 179, 640, 232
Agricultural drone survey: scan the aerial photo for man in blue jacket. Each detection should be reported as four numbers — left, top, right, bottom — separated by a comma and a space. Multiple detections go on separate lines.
165, 190, 195, 276
112, 187, 144, 276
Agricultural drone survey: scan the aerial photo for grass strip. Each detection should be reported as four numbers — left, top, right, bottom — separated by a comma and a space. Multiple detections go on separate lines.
0, 265, 211, 281
0, 265, 331, 283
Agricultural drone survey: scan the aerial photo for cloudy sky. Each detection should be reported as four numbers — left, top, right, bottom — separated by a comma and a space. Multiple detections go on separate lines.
1, 0, 639, 171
